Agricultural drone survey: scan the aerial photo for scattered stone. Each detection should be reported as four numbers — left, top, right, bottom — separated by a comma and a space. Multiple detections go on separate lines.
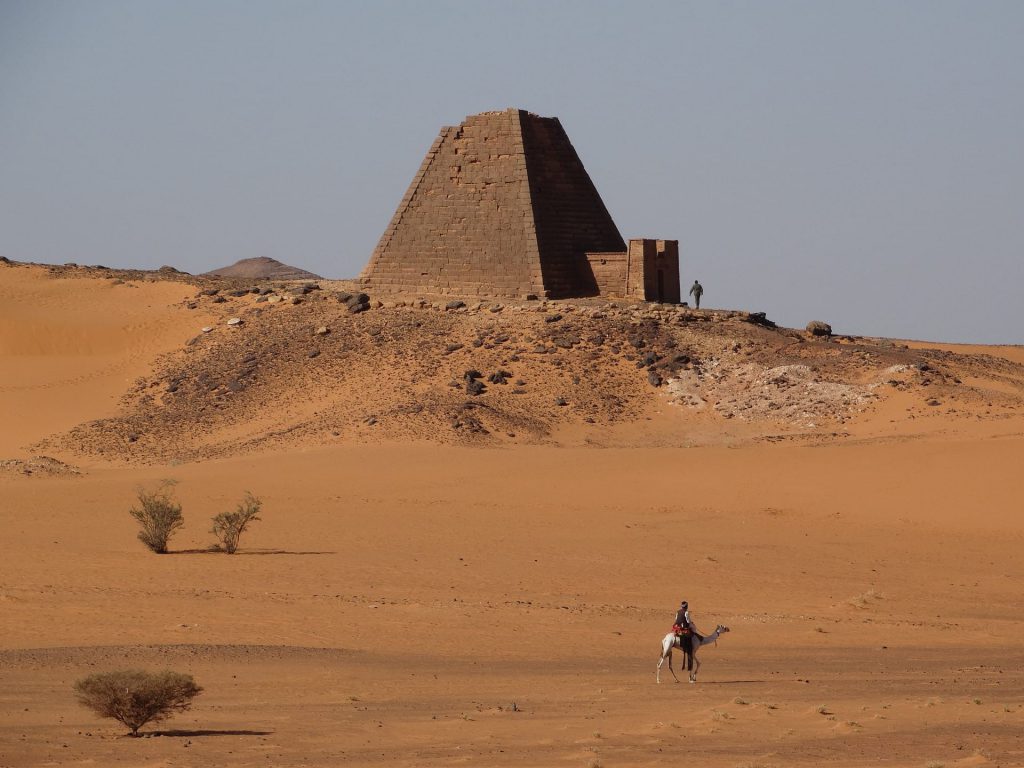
227, 318, 243, 326
806, 320, 833, 337
212, 296, 227, 304
228, 289, 249, 297
464, 369, 483, 381
445, 343, 464, 354
554, 397, 568, 406
544, 313, 563, 323
291, 297, 303, 305
201, 326, 213, 333
648, 370, 663, 387
466, 379, 486, 396
314, 326, 330, 336
199, 288, 219, 296
255, 296, 268, 303
308, 349, 320, 358
267, 295, 282, 304
186, 302, 198, 309
446, 300, 466, 310
746, 311, 777, 328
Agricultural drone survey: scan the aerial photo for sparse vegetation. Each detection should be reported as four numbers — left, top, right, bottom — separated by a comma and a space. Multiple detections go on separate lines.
74, 669, 202, 736
211, 492, 262, 554
129, 480, 183, 553
733, 696, 749, 705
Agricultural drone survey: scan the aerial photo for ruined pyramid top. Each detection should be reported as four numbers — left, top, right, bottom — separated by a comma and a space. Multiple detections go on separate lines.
204, 257, 322, 280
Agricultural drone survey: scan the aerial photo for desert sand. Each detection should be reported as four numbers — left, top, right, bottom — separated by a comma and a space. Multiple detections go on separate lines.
1, 262, 1022, 767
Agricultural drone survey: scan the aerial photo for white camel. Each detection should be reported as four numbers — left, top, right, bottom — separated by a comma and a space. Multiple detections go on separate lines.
656, 625, 730, 683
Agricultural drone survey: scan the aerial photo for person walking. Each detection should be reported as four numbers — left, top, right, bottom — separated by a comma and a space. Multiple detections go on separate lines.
689, 280, 704, 309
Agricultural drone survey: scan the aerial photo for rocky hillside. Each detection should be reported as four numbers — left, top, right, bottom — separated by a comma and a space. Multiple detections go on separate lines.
43, 277, 1024, 464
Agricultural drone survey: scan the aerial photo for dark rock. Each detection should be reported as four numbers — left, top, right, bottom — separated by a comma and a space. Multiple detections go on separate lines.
647, 370, 663, 387
466, 379, 486, 396
446, 300, 466, 310
642, 351, 659, 367
346, 293, 369, 306
291, 296, 303, 305
471, 338, 484, 347
554, 397, 568, 406
544, 313, 563, 323
674, 354, 691, 365
806, 320, 832, 337
746, 312, 777, 328
552, 335, 578, 349
464, 369, 483, 381
228, 289, 249, 297
446, 343, 464, 354
308, 350, 320, 358
158, 265, 180, 273
512, 388, 527, 395
533, 345, 549, 354
200, 288, 220, 296
186, 302, 198, 309
589, 334, 605, 346
348, 301, 369, 313
449, 379, 462, 388
212, 296, 227, 303
515, 379, 526, 386
630, 337, 645, 349
259, 287, 274, 295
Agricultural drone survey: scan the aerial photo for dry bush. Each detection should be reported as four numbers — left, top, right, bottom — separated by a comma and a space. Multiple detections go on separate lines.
74, 669, 202, 736
211, 492, 262, 554
129, 480, 183, 554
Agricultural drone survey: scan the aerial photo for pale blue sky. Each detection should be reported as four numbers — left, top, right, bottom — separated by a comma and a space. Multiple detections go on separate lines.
1, 1, 1021, 342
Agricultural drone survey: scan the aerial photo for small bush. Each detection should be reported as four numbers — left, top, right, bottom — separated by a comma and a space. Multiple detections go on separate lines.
211, 492, 262, 554
129, 480, 183, 554
74, 669, 202, 736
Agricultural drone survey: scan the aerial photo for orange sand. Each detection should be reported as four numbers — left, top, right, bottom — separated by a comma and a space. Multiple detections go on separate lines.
0, 265, 1021, 767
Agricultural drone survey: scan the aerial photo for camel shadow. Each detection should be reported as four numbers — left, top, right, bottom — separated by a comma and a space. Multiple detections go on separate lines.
151, 729, 274, 737
698, 680, 767, 685
169, 548, 334, 556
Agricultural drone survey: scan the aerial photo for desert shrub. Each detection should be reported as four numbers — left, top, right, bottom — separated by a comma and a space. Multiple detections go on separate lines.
129, 480, 183, 554
211, 492, 262, 554
74, 669, 202, 736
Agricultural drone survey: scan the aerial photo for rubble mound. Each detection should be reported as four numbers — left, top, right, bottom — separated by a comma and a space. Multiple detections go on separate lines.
203, 257, 322, 281
40, 283, 1024, 463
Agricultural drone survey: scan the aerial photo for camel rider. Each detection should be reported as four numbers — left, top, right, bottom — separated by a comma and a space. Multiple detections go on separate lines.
673, 601, 694, 638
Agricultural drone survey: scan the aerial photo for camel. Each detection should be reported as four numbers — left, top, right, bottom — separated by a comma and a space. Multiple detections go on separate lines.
656, 625, 730, 683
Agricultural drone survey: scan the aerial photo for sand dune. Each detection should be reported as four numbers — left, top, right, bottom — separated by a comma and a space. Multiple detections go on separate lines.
1, 263, 1022, 766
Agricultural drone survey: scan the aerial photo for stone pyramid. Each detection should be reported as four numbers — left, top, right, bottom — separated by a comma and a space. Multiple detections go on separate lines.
361, 108, 626, 299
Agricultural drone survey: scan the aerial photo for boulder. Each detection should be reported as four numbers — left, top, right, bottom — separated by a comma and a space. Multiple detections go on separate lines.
806, 320, 832, 337
446, 300, 466, 310
466, 379, 486, 396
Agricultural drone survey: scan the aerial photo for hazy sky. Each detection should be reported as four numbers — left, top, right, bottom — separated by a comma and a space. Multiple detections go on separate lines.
2, 1, 1021, 343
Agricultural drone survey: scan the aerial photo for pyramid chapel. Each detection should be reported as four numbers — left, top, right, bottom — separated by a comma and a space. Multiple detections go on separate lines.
360, 108, 680, 303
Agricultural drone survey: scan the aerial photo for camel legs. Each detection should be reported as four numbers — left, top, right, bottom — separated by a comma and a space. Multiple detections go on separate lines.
656, 643, 681, 684
689, 652, 701, 683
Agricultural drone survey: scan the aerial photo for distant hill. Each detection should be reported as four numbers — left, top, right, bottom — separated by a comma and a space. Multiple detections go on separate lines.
203, 257, 322, 280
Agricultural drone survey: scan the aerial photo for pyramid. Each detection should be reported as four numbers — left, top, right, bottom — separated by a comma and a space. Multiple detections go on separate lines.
361, 109, 627, 299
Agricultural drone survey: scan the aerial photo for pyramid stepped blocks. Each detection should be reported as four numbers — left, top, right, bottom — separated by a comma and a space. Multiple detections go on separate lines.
361, 108, 679, 301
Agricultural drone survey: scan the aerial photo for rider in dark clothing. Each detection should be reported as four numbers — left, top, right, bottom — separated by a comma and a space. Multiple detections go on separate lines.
674, 600, 696, 668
